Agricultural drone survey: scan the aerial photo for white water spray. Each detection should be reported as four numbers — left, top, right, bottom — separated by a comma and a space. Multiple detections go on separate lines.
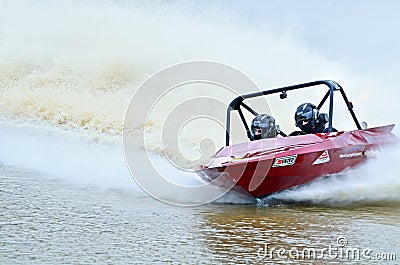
0, 1, 399, 204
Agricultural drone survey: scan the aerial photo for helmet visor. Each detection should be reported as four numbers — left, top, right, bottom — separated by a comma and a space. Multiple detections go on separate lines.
253, 127, 262, 134
296, 110, 313, 123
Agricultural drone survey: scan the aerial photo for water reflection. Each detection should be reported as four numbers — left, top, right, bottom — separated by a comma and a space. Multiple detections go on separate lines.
196, 204, 400, 264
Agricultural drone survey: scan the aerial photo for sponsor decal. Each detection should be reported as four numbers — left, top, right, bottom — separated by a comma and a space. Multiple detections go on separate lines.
313, 150, 330, 165
273, 155, 297, 167
339, 152, 363, 159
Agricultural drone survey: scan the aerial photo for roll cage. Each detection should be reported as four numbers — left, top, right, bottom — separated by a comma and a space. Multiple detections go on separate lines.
225, 80, 361, 146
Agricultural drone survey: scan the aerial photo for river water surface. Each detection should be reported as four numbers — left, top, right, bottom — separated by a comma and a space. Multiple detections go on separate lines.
2, 165, 399, 264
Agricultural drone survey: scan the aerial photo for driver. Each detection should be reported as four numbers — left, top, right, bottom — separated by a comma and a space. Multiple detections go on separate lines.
294, 103, 332, 134
250, 114, 277, 140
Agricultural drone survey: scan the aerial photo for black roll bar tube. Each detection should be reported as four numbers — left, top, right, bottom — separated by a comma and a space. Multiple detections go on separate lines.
225, 80, 361, 146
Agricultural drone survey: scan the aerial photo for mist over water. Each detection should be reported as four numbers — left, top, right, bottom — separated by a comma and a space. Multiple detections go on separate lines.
0, 118, 137, 192
1, 0, 399, 205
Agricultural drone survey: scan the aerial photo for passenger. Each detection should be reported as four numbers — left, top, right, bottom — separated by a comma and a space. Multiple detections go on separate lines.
294, 103, 335, 134
250, 114, 277, 140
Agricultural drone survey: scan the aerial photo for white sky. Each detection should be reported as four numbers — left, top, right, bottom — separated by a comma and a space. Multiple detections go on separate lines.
225, 0, 400, 77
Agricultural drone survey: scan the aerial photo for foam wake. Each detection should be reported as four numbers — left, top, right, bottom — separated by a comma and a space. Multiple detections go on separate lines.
266, 144, 400, 206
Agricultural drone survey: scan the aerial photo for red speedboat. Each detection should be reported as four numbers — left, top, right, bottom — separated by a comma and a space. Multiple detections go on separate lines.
197, 80, 398, 198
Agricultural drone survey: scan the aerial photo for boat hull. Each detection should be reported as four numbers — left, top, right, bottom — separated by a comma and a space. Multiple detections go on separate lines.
198, 125, 398, 198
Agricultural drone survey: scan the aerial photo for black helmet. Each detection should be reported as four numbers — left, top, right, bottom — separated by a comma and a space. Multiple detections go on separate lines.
295, 103, 318, 133
251, 114, 277, 140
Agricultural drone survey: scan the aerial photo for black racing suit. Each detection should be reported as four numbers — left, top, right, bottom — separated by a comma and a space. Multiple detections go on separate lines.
311, 117, 337, 133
